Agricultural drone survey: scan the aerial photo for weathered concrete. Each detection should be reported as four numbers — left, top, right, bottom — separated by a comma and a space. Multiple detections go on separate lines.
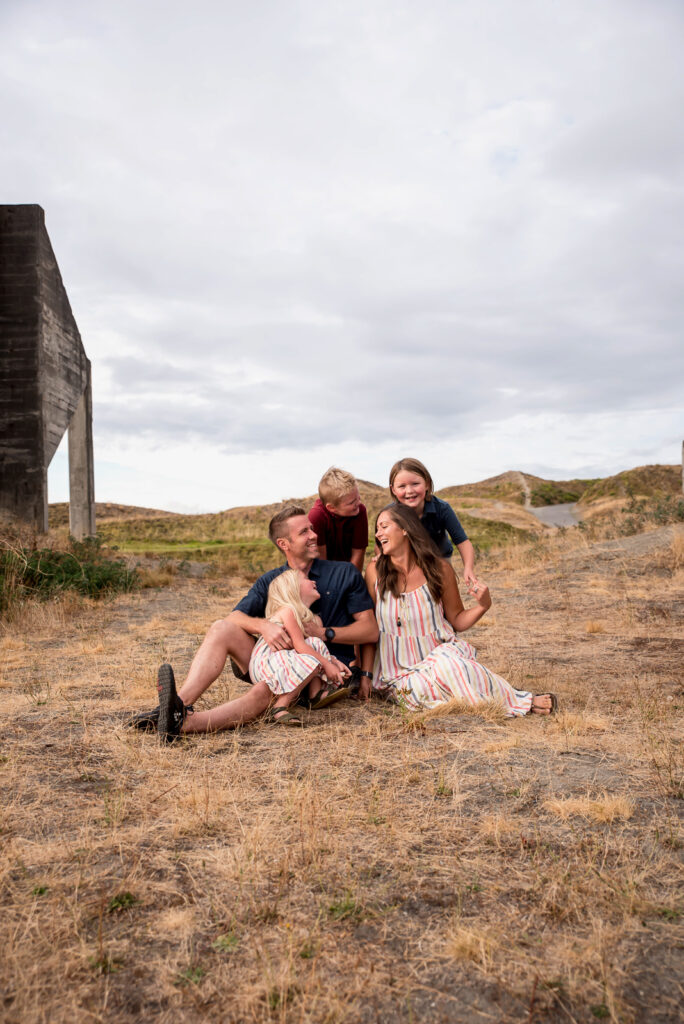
0, 204, 95, 537
68, 371, 96, 538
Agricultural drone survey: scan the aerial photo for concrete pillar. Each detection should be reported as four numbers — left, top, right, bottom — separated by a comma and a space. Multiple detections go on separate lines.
0, 204, 95, 536
68, 364, 96, 539
0, 205, 47, 530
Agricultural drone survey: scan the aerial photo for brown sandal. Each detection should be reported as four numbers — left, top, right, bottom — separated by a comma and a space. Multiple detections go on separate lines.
529, 693, 558, 715
308, 682, 350, 710
265, 706, 304, 727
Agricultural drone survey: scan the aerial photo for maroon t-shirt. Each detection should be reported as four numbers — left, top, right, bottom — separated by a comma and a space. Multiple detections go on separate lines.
308, 498, 369, 562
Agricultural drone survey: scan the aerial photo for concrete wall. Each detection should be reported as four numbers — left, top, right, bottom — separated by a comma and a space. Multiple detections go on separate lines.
0, 204, 95, 536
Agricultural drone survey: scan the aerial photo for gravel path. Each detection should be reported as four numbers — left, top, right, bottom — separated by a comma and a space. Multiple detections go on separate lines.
529, 501, 579, 527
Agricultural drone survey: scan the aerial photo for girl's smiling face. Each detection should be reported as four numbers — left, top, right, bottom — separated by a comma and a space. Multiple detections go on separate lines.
299, 574, 320, 607
390, 470, 428, 515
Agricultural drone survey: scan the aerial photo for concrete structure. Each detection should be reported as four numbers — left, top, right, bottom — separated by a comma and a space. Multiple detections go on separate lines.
0, 204, 95, 537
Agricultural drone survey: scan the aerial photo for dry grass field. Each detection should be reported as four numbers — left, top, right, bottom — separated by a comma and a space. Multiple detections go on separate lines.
1, 523, 683, 1023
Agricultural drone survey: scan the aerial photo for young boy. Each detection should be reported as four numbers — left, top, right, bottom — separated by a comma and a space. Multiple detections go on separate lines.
308, 467, 369, 572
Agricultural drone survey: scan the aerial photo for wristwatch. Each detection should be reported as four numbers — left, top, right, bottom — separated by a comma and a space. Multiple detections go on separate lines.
324, 627, 336, 642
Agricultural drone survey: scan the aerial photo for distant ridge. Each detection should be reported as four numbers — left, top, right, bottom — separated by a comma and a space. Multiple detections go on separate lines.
578, 464, 680, 504
47, 502, 179, 528
46, 464, 680, 526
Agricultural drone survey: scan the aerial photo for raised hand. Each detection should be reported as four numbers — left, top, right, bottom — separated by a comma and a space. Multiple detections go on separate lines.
467, 579, 491, 608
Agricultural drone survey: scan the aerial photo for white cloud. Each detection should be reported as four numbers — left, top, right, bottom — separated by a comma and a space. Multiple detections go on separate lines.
3, 0, 683, 512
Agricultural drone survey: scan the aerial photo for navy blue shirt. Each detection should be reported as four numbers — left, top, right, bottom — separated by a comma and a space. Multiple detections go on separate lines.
420, 496, 468, 557
234, 559, 373, 665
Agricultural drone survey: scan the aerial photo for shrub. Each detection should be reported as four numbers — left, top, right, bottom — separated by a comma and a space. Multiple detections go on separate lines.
620, 495, 684, 536
0, 537, 138, 614
530, 483, 583, 507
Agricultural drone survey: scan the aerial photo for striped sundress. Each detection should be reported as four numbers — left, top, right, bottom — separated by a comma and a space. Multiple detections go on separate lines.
373, 583, 533, 716
249, 617, 331, 695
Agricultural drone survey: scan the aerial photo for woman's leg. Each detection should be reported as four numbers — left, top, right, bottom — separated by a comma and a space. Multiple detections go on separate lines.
397, 644, 534, 716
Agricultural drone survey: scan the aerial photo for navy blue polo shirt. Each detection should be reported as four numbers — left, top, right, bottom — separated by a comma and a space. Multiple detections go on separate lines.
420, 496, 468, 557
233, 559, 373, 665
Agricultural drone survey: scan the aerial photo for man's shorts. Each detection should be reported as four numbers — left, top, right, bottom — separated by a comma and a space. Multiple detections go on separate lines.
230, 658, 252, 684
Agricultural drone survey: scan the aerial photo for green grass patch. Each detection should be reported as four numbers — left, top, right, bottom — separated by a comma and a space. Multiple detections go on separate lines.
530, 482, 590, 507
107, 892, 137, 913
458, 513, 531, 553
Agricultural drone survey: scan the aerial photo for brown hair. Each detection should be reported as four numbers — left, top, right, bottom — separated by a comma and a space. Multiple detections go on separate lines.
375, 504, 443, 602
268, 504, 307, 546
388, 458, 434, 499
318, 466, 358, 506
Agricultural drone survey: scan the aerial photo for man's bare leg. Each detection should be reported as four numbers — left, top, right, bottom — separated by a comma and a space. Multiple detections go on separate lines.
181, 680, 272, 733
177, 617, 256, 706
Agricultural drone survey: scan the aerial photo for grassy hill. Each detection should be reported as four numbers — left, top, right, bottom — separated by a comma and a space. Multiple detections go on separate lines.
48, 480, 531, 573
577, 464, 681, 504
43, 464, 681, 575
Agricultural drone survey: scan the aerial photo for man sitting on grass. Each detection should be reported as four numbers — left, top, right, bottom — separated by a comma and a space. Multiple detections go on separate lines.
125, 505, 378, 742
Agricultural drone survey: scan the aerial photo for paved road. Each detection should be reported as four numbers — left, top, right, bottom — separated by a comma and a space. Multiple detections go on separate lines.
529, 502, 579, 527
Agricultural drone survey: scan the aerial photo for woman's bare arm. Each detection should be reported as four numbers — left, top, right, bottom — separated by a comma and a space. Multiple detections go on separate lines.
358, 564, 379, 698
440, 562, 491, 632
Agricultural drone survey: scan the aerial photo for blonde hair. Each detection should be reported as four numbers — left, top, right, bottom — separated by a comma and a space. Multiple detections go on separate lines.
265, 569, 320, 629
318, 466, 358, 507
389, 457, 434, 499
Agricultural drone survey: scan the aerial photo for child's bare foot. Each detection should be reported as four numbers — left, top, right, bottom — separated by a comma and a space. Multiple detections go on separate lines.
530, 693, 558, 715
307, 674, 324, 701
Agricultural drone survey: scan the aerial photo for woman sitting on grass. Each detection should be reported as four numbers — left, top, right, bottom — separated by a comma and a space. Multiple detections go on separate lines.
248, 569, 351, 725
359, 505, 557, 716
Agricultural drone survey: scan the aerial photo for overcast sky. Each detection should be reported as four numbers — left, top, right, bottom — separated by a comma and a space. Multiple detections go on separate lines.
2, 0, 682, 512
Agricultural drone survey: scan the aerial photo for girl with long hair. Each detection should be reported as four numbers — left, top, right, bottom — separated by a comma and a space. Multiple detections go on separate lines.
389, 456, 477, 585
360, 505, 556, 716
249, 569, 350, 725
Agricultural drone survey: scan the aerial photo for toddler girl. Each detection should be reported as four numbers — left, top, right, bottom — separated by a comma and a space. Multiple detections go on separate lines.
249, 569, 350, 725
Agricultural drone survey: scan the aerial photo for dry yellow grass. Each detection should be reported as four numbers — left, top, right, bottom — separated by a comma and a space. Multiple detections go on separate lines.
444, 922, 498, 968
543, 793, 635, 823
1, 524, 683, 1023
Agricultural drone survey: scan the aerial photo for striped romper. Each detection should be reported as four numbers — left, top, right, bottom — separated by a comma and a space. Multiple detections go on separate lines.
249, 614, 331, 695
373, 583, 533, 716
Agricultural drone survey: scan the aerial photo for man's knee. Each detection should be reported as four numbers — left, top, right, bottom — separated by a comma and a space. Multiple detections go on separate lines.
205, 617, 248, 648
249, 681, 272, 713
203, 617, 255, 677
